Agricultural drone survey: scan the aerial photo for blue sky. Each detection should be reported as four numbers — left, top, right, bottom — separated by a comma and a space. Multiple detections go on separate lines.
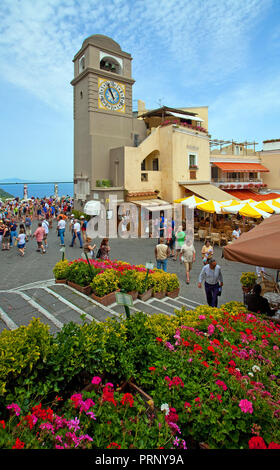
0, 0, 279, 181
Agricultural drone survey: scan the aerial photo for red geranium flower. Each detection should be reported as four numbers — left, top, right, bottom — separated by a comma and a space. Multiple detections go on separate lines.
248, 436, 267, 449
12, 438, 25, 449
107, 442, 121, 449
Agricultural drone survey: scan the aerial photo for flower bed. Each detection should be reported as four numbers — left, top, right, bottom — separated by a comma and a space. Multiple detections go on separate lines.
53, 259, 180, 302
0, 302, 280, 449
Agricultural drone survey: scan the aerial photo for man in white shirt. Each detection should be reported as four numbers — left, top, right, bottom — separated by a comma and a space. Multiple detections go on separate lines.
70, 219, 83, 248
198, 259, 223, 307
57, 216, 66, 246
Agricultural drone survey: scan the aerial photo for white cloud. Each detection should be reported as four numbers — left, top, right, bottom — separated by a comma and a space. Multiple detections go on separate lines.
0, 0, 275, 115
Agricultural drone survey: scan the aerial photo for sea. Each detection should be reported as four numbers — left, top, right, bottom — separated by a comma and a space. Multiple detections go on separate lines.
0, 182, 73, 200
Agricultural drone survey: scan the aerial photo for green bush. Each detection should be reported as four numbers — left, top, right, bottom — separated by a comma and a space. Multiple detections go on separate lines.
1, 304, 280, 449
67, 261, 93, 287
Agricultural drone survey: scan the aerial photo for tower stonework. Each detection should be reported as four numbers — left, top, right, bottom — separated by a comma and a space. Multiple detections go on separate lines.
71, 35, 135, 208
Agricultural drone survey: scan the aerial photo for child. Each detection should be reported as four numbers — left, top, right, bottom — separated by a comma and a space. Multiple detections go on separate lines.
17, 228, 26, 257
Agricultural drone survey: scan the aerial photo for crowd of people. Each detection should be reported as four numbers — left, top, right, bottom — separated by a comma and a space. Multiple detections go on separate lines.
0, 196, 73, 256
0, 197, 276, 316
0, 196, 112, 261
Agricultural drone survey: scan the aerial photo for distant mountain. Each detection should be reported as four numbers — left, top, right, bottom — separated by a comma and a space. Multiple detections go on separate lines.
0, 178, 34, 183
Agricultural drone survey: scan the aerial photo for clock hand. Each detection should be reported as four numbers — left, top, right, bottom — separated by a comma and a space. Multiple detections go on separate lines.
108, 85, 115, 101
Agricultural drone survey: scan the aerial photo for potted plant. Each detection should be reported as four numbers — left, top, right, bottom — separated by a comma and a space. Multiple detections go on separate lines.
135, 271, 153, 301
240, 272, 257, 294
118, 270, 138, 300
165, 273, 180, 298
53, 260, 70, 284
67, 261, 94, 295
91, 269, 120, 306
151, 271, 167, 299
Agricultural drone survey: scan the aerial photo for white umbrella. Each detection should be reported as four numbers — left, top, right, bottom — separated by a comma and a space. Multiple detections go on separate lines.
84, 200, 101, 216
180, 195, 206, 208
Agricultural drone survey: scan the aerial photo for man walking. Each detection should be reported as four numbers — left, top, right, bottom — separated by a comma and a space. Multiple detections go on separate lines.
70, 219, 83, 248
155, 237, 170, 272
57, 215, 66, 246
181, 239, 196, 284
198, 259, 223, 307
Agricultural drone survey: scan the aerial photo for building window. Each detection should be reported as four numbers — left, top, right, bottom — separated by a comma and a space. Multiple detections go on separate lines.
190, 170, 197, 180
152, 158, 159, 171
141, 160, 146, 171
141, 173, 148, 182
79, 55, 85, 73
188, 153, 198, 169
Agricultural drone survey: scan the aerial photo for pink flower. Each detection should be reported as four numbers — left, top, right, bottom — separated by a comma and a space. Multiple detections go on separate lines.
198, 315, 206, 320
208, 324, 215, 336
7, 403, 21, 416
91, 376, 102, 385
239, 399, 253, 414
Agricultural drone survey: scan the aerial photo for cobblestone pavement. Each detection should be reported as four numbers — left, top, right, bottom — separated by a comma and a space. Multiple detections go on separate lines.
0, 221, 274, 333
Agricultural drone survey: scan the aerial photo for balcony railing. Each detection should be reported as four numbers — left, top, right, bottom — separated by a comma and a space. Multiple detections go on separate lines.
212, 178, 262, 183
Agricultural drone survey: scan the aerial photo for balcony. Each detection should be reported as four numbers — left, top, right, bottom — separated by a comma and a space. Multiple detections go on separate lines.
212, 178, 266, 190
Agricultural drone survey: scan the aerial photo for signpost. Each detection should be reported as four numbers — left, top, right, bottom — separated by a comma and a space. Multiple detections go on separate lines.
144, 261, 154, 291
60, 246, 65, 261
116, 291, 133, 319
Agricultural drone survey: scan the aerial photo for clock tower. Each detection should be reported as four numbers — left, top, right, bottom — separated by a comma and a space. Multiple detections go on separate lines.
71, 34, 135, 208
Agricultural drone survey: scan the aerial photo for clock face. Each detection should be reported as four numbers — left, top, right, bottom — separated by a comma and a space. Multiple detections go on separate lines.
98, 78, 125, 113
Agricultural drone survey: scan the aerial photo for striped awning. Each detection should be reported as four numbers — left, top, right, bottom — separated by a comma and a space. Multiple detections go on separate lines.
213, 162, 269, 172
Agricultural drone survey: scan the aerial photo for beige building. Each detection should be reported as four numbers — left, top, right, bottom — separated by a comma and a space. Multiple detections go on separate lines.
71, 34, 235, 211
210, 139, 280, 199
259, 140, 280, 190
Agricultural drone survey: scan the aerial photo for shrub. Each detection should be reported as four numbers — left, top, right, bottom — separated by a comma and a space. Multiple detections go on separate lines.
150, 270, 168, 293
134, 271, 153, 294
90, 270, 119, 297
53, 260, 70, 280
67, 261, 93, 287
118, 270, 138, 293
0, 318, 52, 405
165, 273, 180, 292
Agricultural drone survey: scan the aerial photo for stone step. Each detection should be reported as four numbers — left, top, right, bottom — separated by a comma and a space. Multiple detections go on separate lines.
0, 290, 61, 335
50, 284, 120, 322
148, 299, 177, 314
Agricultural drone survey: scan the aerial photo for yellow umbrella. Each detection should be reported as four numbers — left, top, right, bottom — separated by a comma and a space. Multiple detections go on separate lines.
264, 199, 280, 214
174, 195, 206, 206
196, 200, 223, 214
238, 202, 271, 219
253, 201, 274, 214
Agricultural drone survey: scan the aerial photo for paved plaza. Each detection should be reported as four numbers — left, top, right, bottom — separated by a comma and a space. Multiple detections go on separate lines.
0, 224, 272, 334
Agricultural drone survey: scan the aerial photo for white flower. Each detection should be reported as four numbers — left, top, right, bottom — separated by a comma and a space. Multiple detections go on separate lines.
252, 365, 261, 373
248, 372, 254, 377
160, 403, 170, 415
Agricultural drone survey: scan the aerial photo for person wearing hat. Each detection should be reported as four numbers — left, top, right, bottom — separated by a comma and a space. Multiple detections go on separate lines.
69, 219, 83, 248
80, 215, 88, 242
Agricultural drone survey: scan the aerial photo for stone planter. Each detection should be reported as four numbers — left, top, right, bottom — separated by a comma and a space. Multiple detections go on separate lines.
138, 288, 153, 301
166, 287, 180, 298
152, 290, 166, 299
67, 281, 92, 296
55, 279, 67, 284
91, 290, 119, 306
126, 290, 138, 301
